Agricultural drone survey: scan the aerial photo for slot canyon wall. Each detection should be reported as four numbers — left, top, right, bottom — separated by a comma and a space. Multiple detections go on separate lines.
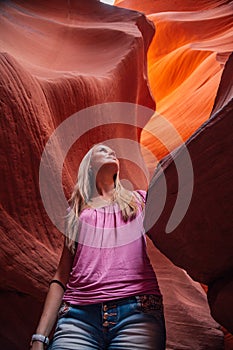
0, 0, 232, 349
115, 0, 233, 348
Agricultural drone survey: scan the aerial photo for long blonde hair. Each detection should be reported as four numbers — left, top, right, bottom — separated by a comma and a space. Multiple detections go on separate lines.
65, 144, 144, 253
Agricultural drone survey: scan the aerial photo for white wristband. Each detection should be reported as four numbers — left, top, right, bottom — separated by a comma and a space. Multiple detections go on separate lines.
31, 334, 49, 346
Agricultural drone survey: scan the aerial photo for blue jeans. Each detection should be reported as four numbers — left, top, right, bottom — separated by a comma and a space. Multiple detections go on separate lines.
48, 295, 166, 350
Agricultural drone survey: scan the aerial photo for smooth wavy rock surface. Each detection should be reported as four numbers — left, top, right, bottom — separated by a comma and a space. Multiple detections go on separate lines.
116, 0, 232, 347
0, 1, 155, 349
116, 0, 233, 162
145, 51, 233, 336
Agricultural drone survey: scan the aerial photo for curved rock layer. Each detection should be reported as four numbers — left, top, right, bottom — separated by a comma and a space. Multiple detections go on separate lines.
116, 0, 233, 162
147, 241, 224, 350
145, 50, 233, 335
0, 0, 232, 349
116, 0, 233, 347
0, 1, 155, 349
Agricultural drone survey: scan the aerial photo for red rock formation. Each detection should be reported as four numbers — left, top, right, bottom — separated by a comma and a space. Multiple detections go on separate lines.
0, 0, 232, 348
0, 1, 155, 349
145, 51, 233, 338
147, 241, 224, 350
116, 0, 232, 347
116, 0, 233, 161
206, 53, 233, 337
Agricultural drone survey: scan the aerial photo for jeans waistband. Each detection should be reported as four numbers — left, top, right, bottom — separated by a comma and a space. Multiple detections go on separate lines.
105, 294, 162, 306
64, 294, 162, 309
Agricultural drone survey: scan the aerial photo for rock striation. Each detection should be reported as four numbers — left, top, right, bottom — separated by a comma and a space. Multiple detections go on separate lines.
145, 49, 233, 340
116, 0, 233, 160
0, 0, 232, 348
0, 1, 154, 349
117, 0, 233, 348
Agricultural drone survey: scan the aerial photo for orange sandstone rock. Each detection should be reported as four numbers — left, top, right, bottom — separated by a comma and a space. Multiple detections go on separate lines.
116, 0, 233, 160
116, 0, 232, 346
145, 52, 233, 337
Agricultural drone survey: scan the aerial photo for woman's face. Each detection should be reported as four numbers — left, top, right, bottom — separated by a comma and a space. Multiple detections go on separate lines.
90, 145, 119, 172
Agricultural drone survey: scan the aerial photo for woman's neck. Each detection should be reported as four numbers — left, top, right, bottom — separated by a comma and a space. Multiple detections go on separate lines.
94, 172, 115, 200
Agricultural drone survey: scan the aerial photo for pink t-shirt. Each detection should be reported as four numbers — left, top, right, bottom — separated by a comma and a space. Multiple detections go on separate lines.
63, 190, 161, 305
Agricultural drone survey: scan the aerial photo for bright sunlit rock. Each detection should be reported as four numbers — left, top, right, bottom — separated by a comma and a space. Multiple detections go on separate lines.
100, 0, 115, 5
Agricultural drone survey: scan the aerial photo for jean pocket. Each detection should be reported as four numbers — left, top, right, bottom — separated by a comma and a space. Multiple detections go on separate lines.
58, 302, 71, 319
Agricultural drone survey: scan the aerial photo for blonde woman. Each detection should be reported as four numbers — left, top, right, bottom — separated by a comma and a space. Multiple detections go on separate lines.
30, 144, 166, 350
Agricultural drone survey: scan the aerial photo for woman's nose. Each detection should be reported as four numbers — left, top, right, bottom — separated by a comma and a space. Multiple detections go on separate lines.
109, 150, 116, 157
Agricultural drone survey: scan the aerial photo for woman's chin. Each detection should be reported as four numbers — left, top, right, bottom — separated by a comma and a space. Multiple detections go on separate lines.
96, 162, 119, 174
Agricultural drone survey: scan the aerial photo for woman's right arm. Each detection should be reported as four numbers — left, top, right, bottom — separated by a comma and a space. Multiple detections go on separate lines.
30, 239, 74, 350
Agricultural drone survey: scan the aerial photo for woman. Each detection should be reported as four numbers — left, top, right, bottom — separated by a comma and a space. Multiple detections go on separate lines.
30, 144, 166, 350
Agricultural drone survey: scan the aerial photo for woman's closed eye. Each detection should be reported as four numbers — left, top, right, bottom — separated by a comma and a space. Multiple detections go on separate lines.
96, 146, 107, 153
99, 147, 114, 155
